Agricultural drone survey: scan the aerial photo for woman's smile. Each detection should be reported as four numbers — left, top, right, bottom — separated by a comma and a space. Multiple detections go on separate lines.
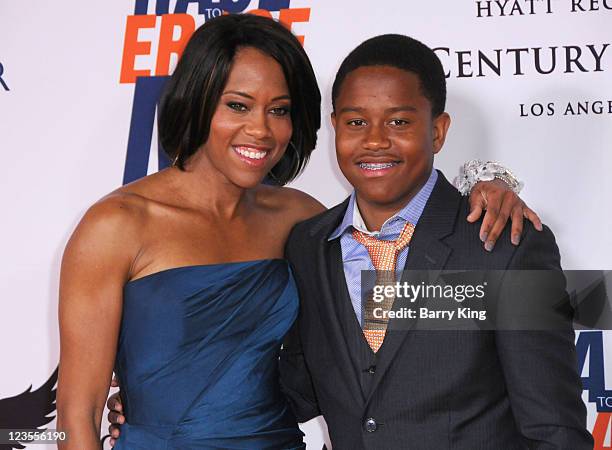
232, 144, 272, 167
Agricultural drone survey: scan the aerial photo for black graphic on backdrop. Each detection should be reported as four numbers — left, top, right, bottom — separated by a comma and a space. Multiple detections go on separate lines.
0, 368, 57, 450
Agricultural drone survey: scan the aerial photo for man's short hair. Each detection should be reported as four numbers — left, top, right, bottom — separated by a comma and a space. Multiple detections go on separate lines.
332, 34, 447, 117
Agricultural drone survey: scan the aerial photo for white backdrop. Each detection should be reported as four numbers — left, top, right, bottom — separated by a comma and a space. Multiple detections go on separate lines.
1, 1, 611, 448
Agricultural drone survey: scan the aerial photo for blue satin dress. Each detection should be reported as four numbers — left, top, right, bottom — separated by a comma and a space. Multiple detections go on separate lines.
113, 259, 305, 449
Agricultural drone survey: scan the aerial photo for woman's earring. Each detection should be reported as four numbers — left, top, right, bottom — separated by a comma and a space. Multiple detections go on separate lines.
288, 141, 298, 158
267, 141, 298, 185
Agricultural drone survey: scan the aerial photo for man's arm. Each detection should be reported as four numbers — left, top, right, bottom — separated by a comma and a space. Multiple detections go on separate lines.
279, 319, 321, 422
495, 224, 593, 449
278, 224, 321, 423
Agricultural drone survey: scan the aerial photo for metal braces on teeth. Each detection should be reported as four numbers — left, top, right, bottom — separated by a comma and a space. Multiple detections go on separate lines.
360, 162, 395, 170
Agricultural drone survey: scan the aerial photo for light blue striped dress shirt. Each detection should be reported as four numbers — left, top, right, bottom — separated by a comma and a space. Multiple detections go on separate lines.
327, 169, 438, 325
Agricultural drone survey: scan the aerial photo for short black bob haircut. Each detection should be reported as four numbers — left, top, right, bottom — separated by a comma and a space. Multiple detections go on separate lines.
158, 14, 321, 186
332, 34, 446, 117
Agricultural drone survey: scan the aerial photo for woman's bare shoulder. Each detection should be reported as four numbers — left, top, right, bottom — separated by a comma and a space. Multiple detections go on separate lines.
89, 187, 152, 226
97, 168, 175, 220
62, 190, 152, 274
256, 185, 326, 223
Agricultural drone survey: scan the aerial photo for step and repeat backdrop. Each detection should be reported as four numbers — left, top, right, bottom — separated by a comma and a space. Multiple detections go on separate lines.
1, 1, 610, 448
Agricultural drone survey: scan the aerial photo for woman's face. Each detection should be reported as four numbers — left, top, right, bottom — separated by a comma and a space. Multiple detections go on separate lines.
195, 46, 293, 189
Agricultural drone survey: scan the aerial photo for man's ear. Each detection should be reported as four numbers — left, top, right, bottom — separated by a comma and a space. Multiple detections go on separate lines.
432, 112, 451, 155
331, 112, 337, 131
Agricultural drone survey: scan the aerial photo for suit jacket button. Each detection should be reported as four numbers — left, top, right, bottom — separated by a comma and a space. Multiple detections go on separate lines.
367, 365, 376, 374
364, 417, 377, 432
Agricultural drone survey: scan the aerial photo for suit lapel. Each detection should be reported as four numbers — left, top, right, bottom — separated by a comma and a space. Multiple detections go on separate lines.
364, 172, 461, 405
308, 199, 366, 407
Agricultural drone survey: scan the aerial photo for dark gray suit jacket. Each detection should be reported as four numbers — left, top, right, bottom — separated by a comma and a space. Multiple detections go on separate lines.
280, 171, 592, 450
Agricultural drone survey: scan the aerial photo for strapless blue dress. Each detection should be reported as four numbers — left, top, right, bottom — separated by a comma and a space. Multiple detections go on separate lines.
113, 259, 305, 449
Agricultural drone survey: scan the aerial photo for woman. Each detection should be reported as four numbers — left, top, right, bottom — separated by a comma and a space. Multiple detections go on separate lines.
57, 14, 538, 450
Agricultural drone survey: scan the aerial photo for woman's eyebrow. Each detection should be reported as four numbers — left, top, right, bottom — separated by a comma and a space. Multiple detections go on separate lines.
223, 90, 291, 102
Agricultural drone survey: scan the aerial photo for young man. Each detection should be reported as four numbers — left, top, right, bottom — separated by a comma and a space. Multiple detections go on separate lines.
279, 35, 592, 449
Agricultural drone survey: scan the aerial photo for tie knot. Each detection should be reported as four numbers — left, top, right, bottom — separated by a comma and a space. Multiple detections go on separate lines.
352, 222, 415, 271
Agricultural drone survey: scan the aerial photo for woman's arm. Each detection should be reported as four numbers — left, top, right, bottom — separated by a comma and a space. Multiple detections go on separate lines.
455, 159, 542, 250
468, 179, 542, 251
57, 196, 141, 450
282, 172, 541, 251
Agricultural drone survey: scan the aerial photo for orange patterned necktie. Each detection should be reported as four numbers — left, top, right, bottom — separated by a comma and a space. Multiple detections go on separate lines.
352, 222, 415, 352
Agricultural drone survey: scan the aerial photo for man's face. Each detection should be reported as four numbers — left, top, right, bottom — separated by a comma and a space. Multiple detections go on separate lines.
332, 65, 450, 210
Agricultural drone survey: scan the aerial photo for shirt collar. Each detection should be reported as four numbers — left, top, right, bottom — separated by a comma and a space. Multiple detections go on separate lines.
328, 169, 438, 240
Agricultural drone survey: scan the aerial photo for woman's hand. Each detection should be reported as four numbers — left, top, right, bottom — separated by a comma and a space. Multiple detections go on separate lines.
467, 179, 542, 252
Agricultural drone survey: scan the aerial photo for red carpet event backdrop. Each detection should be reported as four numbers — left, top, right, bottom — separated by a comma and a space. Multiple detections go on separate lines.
1, 1, 610, 448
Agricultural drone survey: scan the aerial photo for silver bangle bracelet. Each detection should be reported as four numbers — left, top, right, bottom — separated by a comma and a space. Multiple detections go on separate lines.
454, 159, 524, 196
